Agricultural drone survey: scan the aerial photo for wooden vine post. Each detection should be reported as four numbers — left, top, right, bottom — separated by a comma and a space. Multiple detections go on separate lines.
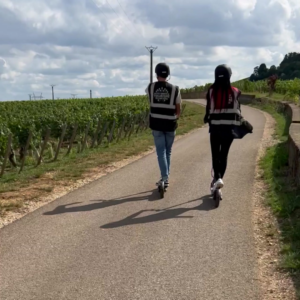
54, 124, 67, 161
81, 122, 90, 152
66, 124, 78, 155
91, 119, 101, 148
36, 128, 51, 166
0, 134, 12, 178
19, 131, 32, 173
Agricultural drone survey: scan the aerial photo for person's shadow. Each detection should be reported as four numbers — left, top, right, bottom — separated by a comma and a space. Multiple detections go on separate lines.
100, 194, 214, 229
43, 189, 160, 215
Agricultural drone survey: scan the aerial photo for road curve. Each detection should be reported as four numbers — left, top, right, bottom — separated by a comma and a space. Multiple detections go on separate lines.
0, 100, 265, 300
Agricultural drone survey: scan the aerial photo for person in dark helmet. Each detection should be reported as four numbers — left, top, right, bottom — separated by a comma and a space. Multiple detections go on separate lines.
204, 64, 242, 197
145, 62, 182, 189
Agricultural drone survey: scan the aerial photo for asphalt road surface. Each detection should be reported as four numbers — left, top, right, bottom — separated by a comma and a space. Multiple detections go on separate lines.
0, 100, 265, 300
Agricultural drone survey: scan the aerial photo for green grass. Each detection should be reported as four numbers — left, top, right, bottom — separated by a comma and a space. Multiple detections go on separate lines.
0, 101, 205, 216
249, 102, 300, 297
245, 92, 300, 105
246, 92, 288, 101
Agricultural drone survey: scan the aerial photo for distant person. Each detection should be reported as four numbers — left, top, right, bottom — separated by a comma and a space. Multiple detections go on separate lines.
145, 62, 182, 190
204, 64, 249, 197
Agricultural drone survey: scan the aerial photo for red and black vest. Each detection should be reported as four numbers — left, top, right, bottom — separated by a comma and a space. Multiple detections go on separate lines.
207, 86, 242, 128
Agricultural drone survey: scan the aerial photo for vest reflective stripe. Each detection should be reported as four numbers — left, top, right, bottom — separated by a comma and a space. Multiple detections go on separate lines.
210, 108, 241, 114
150, 113, 177, 120
170, 84, 176, 107
211, 120, 241, 125
151, 103, 176, 109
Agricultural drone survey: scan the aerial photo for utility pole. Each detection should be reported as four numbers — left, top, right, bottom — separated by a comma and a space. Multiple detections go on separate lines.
145, 46, 157, 83
71, 94, 77, 99
28, 94, 32, 100
90, 90, 92, 99
50, 84, 56, 100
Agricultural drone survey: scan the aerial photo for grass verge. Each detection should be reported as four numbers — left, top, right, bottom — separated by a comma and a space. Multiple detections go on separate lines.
250, 102, 300, 298
246, 92, 299, 105
0, 101, 205, 217
246, 92, 285, 101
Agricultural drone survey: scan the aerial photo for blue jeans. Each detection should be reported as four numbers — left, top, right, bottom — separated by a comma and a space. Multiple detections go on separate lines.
152, 130, 176, 181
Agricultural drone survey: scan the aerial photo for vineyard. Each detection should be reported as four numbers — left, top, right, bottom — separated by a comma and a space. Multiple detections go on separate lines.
180, 78, 300, 103
0, 95, 154, 176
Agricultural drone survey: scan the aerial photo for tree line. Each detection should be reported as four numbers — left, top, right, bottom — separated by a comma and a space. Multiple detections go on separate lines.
249, 52, 300, 82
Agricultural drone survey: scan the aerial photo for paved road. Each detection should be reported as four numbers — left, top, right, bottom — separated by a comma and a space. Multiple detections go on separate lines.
0, 100, 265, 300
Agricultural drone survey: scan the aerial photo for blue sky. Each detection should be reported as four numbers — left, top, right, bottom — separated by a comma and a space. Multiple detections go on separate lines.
0, 0, 299, 100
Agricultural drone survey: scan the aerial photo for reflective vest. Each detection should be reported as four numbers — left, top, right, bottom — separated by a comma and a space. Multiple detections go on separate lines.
208, 86, 242, 127
147, 82, 179, 132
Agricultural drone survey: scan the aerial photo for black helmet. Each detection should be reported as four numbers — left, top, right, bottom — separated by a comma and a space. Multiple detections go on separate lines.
155, 62, 170, 78
215, 64, 232, 79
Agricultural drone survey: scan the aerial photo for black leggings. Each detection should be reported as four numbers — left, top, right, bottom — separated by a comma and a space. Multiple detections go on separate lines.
210, 134, 234, 180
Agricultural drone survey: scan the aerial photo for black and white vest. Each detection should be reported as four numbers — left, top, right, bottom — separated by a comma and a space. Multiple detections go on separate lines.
147, 82, 179, 132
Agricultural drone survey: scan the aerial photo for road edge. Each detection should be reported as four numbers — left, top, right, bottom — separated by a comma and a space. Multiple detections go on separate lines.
250, 107, 297, 299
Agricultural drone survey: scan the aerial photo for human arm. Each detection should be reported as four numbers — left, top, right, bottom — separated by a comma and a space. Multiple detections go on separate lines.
237, 89, 242, 113
145, 84, 151, 105
204, 90, 210, 123
175, 88, 182, 118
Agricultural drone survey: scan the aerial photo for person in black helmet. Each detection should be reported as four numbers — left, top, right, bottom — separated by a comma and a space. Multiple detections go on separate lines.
204, 64, 242, 197
145, 62, 182, 189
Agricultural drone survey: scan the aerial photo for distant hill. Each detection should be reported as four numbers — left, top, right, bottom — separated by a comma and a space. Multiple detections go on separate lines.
233, 77, 249, 83
249, 52, 300, 81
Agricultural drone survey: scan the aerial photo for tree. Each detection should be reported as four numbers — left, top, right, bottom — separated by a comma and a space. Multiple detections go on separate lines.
248, 52, 300, 81
257, 63, 268, 76
269, 65, 277, 74
249, 74, 256, 82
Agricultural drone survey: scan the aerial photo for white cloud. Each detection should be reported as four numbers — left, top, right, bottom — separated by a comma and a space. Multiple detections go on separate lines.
0, 0, 299, 100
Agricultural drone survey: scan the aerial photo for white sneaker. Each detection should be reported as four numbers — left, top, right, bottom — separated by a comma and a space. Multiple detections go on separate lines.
213, 178, 224, 191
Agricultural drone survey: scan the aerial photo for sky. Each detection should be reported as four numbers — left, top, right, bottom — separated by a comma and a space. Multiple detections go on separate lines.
0, 0, 300, 101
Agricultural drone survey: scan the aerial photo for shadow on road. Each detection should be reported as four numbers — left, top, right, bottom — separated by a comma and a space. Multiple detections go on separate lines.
43, 189, 160, 215
100, 194, 215, 229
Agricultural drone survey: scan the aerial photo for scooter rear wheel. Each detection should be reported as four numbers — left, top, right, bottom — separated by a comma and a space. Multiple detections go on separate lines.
158, 182, 165, 198
213, 189, 221, 208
